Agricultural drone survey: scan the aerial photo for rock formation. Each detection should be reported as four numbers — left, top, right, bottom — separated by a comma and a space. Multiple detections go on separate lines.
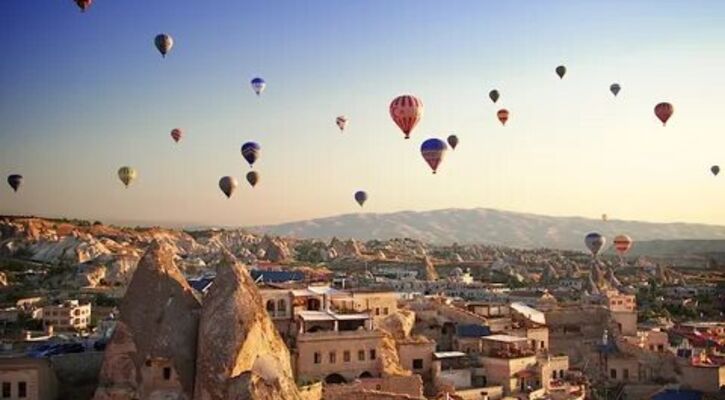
93, 241, 201, 400
193, 249, 303, 400
258, 235, 291, 262
422, 256, 438, 281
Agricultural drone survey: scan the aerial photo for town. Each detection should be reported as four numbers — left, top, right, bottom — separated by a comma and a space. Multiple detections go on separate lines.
0, 217, 722, 399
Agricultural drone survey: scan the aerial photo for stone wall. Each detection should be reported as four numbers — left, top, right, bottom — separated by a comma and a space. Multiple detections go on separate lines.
324, 376, 425, 400
50, 351, 104, 400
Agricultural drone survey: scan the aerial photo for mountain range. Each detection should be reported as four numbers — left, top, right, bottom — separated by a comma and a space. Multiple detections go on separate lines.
251, 208, 725, 251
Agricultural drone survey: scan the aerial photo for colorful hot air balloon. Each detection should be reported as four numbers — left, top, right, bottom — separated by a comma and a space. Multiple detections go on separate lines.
389, 95, 423, 139
420, 138, 448, 174
711, 165, 720, 176
489, 90, 500, 103
447, 135, 459, 150
613, 234, 633, 256
246, 171, 259, 187
154, 34, 173, 58
219, 176, 238, 198
251, 77, 266, 96
497, 109, 509, 126
585, 232, 606, 257
336, 116, 347, 132
241, 142, 261, 167
610, 83, 621, 97
354, 190, 367, 207
117, 167, 137, 188
555, 65, 566, 79
654, 102, 674, 126
7, 175, 23, 192
75, 0, 92, 12
170, 128, 183, 143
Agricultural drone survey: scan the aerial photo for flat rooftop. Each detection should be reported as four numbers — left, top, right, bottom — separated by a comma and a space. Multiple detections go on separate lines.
434, 351, 467, 360
482, 334, 529, 343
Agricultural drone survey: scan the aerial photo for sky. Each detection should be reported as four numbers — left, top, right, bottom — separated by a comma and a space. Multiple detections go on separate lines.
2, 1, 725, 228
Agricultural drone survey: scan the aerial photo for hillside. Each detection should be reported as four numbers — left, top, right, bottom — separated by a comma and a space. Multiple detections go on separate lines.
252, 208, 725, 250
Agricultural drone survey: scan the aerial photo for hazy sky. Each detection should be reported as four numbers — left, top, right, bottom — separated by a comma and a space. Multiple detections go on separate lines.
2, 1, 725, 227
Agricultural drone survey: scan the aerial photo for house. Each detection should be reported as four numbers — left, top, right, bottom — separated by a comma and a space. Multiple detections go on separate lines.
0, 356, 58, 400
41, 300, 91, 331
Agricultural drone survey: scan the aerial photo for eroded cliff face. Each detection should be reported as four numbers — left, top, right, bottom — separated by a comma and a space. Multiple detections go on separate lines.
193, 249, 304, 400
93, 241, 201, 400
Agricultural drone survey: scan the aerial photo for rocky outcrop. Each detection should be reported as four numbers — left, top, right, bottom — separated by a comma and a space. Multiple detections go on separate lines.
329, 237, 363, 258
422, 256, 438, 281
0, 271, 7, 287
193, 250, 303, 400
258, 236, 292, 262
93, 241, 201, 400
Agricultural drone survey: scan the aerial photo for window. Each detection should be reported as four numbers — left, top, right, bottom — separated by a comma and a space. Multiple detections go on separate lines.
358, 350, 365, 361
329, 351, 337, 364
623, 368, 629, 381
18, 382, 26, 398
610, 369, 617, 379
163, 367, 171, 381
343, 351, 351, 362
657, 345, 664, 352
540, 341, 545, 349
559, 370, 564, 379
552, 371, 557, 379
314, 352, 322, 364
375, 308, 380, 316
1, 382, 9, 398
383, 307, 389, 315
266, 300, 275, 316
277, 300, 287, 317
369, 349, 376, 360
413, 359, 423, 370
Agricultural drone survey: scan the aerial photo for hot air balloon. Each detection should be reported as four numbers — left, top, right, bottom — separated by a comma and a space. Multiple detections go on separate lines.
241, 142, 261, 167
584, 232, 606, 257
654, 102, 674, 126
555, 65, 566, 79
497, 109, 509, 126
390, 95, 423, 139
251, 77, 266, 96
711, 165, 720, 176
75, 0, 92, 12
170, 128, 183, 143
154, 34, 173, 58
420, 138, 448, 174
336, 116, 347, 132
613, 234, 633, 256
610, 83, 621, 97
219, 176, 238, 198
246, 171, 259, 187
354, 190, 367, 207
602, 213, 608, 222
7, 175, 22, 192
117, 167, 137, 188
447, 135, 459, 150
489, 90, 500, 103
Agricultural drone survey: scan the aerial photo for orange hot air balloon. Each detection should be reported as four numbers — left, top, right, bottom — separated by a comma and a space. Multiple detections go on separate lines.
654, 102, 674, 126
497, 109, 509, 126
613, 234, 633, 256
390, 95, 423, 139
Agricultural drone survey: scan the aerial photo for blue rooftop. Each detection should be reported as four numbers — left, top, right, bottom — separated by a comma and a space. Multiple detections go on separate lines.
652, 389, 703, 400
456, 324, 492, 338
250, 270, 304, 283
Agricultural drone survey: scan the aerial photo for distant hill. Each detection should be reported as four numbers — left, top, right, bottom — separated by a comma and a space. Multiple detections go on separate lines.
251, 208, 725, 250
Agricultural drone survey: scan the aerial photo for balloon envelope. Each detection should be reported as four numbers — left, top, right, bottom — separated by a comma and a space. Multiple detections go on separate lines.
602, 213, 608, 222
117, 167, 137, 188
654, 102, 674, 126
420, 138, 448, 174
497, 109, 509, 126
489, 90, 500, 103
219, 176, 238, 198
613, 234, 633, 255
246, 171, 259, 187
610, 83, 621, 96
556, 65, 566, 79
585, 232, 606, 256
170, 128, 183, 143
7, 175, 22, 192
712, 165, 720, 176
241, 142, 261, 167
154, 34, 173, 57
251, 77, 266, 95
390, 95, 423, 139
336, 116, 347, 132
75, 0, 92, 12
354, 190, 367, 207
447, 135, 459, 150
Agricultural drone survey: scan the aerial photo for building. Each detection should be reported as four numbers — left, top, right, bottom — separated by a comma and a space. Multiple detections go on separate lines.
42, 300, 91, 331
0, 357, 58, 400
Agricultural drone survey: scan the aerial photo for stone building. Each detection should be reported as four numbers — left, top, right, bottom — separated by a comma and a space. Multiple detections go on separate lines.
42, 300, 91, 331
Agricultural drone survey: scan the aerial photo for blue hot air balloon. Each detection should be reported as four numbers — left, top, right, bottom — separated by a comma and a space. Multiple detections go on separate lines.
241, 142, 261, 167
354, 190, 368, 207
251, 77, 266, 96
420, 139, 448, 174
585, 232, 606, 257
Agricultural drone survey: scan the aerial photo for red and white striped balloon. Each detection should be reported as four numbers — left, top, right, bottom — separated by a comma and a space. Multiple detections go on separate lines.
613, 234, 633, 255
170, 128, 183, 143
389, 95, 423, 139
